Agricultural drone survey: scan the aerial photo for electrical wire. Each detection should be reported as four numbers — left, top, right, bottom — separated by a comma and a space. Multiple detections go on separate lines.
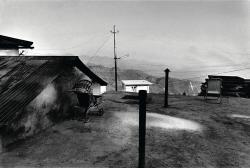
27, 33, 109, 54
86, 35, 112, 63
168, 67, 250, 85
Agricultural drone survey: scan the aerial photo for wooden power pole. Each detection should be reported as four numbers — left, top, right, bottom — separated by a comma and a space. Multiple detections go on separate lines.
110, 25, 119, 91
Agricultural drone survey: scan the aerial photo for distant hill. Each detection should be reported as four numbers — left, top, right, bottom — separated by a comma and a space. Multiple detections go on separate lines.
82, 56, 166, 77
88, 64, 201, 96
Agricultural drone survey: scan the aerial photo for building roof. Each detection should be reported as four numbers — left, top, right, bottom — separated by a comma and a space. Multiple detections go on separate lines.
208, 75, 244, 82
121, 80, 153, 86
0, 56, 107, 126
0, 35, 34, 49
244, 79, 250, 83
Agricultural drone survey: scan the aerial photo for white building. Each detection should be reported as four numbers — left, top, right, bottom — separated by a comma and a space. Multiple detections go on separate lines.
92, 83, 107, 95
0, 35, 34, 56
121, 80, 153, 93
74, 67, 107, 96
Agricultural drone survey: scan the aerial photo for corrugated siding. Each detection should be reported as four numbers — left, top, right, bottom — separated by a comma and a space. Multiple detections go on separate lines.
0, 60, 64, 125
0, 60, 46, 94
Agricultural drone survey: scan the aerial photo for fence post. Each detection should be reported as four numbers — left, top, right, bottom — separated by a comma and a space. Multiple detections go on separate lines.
0, 135, 3, 153
139, 90, 147, 168
164, 68, 170, 107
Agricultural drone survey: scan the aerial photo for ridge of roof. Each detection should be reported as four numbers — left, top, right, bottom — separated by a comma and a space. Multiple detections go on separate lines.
74, 57, 107, 86
0, 56, 107, 85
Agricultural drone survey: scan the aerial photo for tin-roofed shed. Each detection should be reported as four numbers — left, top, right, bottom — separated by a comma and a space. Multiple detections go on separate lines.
0, 56, 107, 152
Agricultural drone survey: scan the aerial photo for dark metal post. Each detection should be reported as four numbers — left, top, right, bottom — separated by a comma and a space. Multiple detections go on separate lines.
139, 90, 147, 168
164, 68, 170, 107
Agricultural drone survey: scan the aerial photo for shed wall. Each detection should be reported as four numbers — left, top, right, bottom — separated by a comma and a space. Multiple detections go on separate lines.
100, 86, 106, 94
92, 83, 107, 95
0, 49, 18, 56
1, 67, 82, 148
125, 85, 150, 93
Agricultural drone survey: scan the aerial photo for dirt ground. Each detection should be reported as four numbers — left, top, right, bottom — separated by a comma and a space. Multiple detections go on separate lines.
1, 92, 250, 168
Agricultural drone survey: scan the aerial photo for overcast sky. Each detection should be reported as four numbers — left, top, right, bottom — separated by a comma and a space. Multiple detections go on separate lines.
0, 0, 249, 79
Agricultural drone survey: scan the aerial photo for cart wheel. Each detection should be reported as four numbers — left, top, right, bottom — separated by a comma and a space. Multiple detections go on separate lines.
98, 108, 104, 116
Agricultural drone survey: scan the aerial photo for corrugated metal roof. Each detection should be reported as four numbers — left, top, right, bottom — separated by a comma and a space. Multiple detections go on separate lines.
0, 57, 47, 94
0, 58, 64, 125
0, 56, 107, 126
121, 80, 153, 86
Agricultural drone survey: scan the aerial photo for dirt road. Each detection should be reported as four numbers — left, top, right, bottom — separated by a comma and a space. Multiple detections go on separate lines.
1, 92, 250, 167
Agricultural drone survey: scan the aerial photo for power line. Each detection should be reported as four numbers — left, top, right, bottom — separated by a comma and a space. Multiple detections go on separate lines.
87, 34, 112, 62
169, 67, 250, 84
102, 60, 250, 72
28, 33, 109, 54
215, 67, 250, 75
171, 64, 250, 73
88, 65, 250, 75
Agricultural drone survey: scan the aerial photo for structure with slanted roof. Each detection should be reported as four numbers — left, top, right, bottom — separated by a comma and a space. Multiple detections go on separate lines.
121, 80, 153, 93
0, 56, 107, 152
0, 35, 34, 56
200, 75, 250, 97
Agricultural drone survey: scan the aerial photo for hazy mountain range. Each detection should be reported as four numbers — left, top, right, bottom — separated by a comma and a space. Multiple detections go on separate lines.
82, 56, 167, 77
83, 56, 201, 95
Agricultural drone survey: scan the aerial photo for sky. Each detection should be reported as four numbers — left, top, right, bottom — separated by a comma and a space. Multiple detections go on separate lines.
0, 0, 249, 80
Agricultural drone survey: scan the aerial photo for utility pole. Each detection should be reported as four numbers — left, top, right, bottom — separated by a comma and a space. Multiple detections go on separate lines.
110, 25, 119, 91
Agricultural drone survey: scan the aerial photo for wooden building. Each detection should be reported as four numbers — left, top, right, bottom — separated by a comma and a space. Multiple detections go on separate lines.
0, 56, 107, 152
200, 75, 250, 97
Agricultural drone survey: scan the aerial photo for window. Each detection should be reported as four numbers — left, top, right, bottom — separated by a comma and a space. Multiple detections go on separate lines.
132, 86, 137, 92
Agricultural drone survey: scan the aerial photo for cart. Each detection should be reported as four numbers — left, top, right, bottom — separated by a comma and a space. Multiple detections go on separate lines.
70, 79, 104, 122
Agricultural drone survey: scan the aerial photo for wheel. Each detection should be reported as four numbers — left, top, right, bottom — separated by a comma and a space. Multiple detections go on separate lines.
98, 108, 104, 116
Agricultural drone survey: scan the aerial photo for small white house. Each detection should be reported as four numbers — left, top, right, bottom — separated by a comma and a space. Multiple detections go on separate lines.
121, 80, 153, 93
92, 83, 107, 95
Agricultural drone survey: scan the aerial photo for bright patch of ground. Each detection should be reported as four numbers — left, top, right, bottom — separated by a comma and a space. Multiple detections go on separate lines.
115, 112, 202, 132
